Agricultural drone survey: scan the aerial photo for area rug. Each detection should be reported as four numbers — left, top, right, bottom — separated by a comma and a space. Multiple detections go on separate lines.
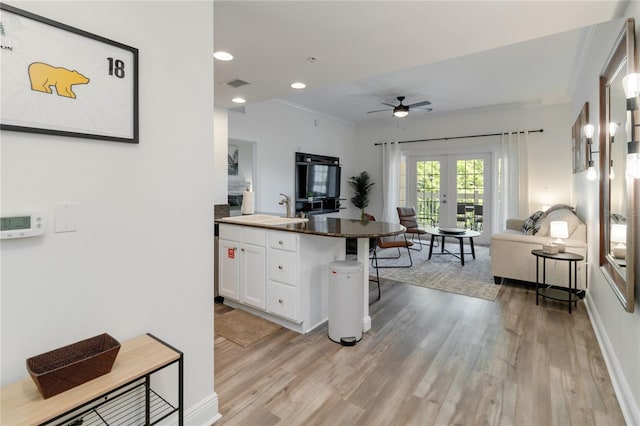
215, 309, 282, 347
373, 241, 500, 301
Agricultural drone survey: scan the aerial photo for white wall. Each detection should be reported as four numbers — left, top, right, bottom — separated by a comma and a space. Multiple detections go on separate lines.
353, 102, 573, 223
227, 100, 356, 216
0, 2, 218, 423
571, 10, 640, 425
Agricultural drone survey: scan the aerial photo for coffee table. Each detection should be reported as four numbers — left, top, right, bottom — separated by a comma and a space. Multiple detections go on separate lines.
425, 227, 481, 266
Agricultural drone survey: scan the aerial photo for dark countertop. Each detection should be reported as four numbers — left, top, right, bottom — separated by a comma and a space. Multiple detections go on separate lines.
217, 215, 405, 239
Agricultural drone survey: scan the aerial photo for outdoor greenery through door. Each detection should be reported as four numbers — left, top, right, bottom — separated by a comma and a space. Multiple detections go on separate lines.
404, 154, 490, 245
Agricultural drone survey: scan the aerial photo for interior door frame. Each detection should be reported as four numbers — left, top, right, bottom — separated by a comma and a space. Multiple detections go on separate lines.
406, 152, 493, 245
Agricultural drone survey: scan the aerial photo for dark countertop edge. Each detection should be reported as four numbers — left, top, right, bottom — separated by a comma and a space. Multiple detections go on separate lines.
216, 217, 405, 239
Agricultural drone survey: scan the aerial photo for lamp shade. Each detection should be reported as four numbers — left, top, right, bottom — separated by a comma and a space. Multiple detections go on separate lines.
611, 224, 627, 243
622, 73, 640, 98
549, 221, 569, 239
584, 124, 595, 138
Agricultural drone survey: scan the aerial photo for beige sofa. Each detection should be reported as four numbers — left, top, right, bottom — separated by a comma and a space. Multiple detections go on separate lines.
491, 206, 588, 289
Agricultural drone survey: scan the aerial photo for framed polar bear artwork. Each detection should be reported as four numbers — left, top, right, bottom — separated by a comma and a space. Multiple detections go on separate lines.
0, 3, 139, 143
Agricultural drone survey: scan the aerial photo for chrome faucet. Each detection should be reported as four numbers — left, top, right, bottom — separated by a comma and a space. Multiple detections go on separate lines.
278, 193, 292, 218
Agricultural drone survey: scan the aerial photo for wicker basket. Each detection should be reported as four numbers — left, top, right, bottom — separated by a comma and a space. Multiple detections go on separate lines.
26, 333, 121, 399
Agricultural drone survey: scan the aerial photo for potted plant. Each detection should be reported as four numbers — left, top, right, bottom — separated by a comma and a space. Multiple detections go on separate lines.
307, 191, 314, 203
349, 171, 374, 221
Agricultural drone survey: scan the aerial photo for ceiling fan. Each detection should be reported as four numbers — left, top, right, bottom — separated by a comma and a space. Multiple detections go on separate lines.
367, 96, 432, 118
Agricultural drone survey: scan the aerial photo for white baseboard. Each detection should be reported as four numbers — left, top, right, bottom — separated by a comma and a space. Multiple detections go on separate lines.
362, 315, 371, 332
159, 392, 220, 426
186, 392, 221, 426
585, 293, 640, 425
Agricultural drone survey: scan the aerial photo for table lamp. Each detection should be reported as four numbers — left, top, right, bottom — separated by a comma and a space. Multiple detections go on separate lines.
610, 224, 627, 259
550, 221, 569, 253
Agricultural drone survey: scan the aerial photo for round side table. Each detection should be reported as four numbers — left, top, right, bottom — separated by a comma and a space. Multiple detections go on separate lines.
531, 249, 584, 314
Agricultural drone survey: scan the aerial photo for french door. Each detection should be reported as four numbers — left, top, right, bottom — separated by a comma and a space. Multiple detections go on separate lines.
407, 153, 492, 245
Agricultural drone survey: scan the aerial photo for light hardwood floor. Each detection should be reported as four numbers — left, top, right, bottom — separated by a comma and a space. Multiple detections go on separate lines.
214, 280, 625, 426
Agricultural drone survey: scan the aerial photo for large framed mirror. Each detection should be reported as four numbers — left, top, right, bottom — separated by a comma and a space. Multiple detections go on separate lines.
599, 18, 636, 313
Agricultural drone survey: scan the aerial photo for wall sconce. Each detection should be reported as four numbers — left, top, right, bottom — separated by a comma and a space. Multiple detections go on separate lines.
584, 124, 598, 181
621, 73, 640, 179
609, 121, 618, 141
609, 122, 618, 179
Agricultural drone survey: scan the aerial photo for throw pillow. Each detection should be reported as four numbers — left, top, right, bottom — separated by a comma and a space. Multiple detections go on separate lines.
522, 211, 545, 235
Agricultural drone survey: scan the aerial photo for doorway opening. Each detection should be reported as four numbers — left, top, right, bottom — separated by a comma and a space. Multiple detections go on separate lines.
228, 139, 257, 213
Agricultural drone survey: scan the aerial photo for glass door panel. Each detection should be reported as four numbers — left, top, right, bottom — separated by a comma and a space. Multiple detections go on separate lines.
416, 160, 441, 227
408, 153, 491, 245
456, 158, 485, 231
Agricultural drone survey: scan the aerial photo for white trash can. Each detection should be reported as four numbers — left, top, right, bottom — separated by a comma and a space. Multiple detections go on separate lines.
328, 260, 363, 345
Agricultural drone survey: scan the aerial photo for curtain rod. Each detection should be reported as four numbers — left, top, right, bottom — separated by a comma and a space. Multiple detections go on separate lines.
373, 128, 544, 146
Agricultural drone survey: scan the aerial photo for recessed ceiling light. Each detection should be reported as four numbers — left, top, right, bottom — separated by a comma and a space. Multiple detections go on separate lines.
232, 97, 246, 104
214, 51, 234, 61
290, 82, 306, 89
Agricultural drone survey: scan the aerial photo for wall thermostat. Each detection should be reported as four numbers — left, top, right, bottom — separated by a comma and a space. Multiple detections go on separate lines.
1, 213, 45, 239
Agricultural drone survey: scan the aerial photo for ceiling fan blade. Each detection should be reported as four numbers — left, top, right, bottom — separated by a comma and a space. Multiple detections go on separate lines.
412, 107, 433, 112
407, 100, 432, 108
381, 103, 396, 108
367, 108, 393, 114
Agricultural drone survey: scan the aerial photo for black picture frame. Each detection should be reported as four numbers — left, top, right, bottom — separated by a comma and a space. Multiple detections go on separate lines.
0, 3, 139, 143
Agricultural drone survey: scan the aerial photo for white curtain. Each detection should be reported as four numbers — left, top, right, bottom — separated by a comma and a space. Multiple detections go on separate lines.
381, 142, 401, 223
495, 131, 529, 231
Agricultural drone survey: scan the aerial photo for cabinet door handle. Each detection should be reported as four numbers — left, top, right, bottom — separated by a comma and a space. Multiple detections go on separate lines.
278, 240, 284, 245
278, 298, 283, 304
240, 248, 245, 252
278, 265, 283, 270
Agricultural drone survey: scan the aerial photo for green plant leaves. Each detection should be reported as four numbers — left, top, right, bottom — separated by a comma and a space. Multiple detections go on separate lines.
349, 171, 374, 209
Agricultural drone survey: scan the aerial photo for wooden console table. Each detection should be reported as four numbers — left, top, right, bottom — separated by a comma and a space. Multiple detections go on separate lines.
1, 333, 183, 425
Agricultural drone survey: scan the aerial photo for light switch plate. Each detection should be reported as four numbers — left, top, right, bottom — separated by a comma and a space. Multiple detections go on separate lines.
55, 202, 78, 233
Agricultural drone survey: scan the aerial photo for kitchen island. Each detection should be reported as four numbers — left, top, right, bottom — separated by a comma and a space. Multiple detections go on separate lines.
216, 215, 405, 334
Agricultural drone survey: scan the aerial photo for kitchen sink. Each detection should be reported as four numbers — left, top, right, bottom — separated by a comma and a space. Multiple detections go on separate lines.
219, 214, 309, 226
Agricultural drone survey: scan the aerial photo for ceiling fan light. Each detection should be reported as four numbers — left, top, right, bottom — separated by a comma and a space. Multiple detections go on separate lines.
393, 105, 409, 118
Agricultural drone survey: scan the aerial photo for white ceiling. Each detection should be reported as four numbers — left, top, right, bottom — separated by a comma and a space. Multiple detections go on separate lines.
214, 1, 627, 123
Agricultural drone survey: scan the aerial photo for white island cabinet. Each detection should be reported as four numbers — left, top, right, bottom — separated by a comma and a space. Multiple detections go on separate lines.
218, 223, 345, 334
218, 224, 266, 309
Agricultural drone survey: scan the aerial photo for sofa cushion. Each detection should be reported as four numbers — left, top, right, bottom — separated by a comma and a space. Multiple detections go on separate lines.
537, 208, 581, 237
522, 210, 545, 235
